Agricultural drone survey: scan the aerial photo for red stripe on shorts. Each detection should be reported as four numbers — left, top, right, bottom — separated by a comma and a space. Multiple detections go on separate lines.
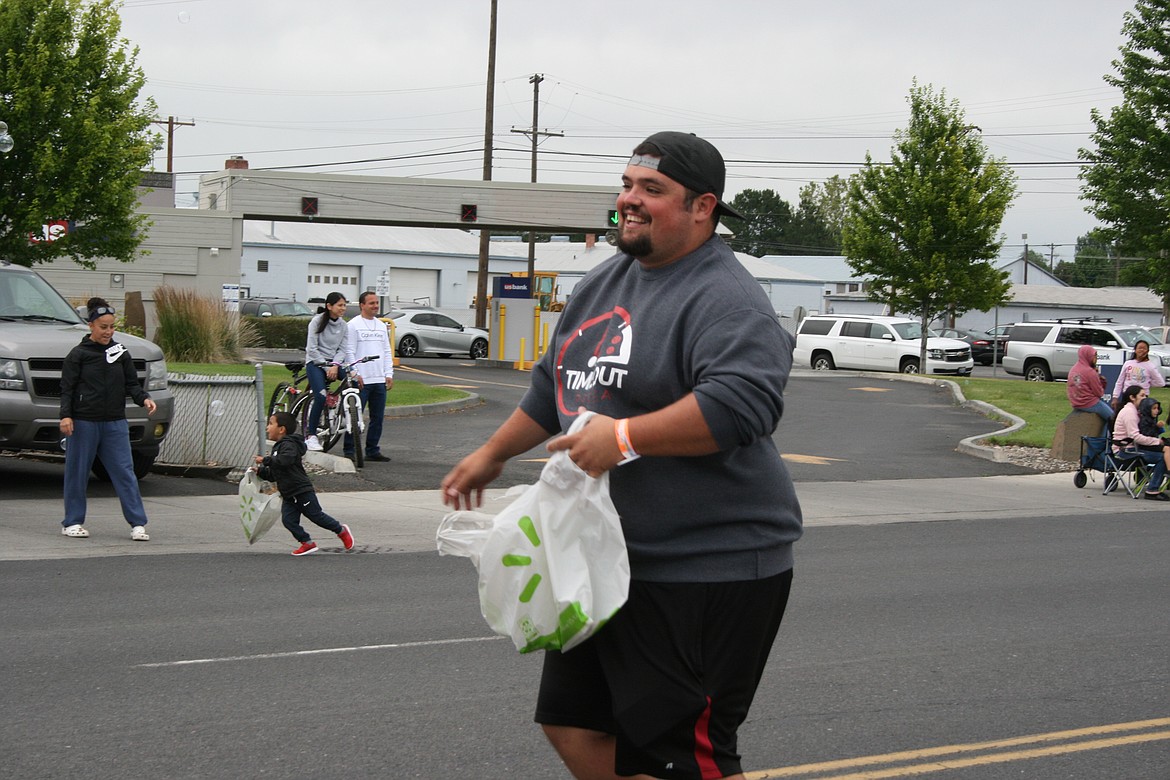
693, 696, 722, 779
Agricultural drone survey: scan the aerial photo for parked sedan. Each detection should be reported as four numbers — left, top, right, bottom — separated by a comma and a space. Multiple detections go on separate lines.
985, 324, 1014, 363
239, 297, 314, 317
934, 327, 1003, 366
391, 310, 489, 359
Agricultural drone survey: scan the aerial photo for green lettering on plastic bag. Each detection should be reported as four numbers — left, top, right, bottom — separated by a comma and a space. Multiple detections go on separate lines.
518, 573, 542, 603
240, 495, 259, 525
502, 554, 531, 566
520, 602, 590, 654
517, 515, 541, 547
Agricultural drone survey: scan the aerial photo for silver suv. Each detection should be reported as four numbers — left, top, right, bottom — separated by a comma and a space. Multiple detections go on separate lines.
0, 261, 173, 478
1001, 318, 1170, 382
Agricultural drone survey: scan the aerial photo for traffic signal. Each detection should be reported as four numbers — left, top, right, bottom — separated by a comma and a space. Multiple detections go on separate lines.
607, 209, 618, 227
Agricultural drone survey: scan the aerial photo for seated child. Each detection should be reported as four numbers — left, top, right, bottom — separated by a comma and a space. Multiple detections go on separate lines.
1138, 396, 1167, 441
254, 411, 355, 556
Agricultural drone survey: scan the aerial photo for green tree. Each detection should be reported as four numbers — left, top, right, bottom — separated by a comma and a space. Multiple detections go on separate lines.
723, 188, 795, 256
0, 0, 158, 268
1052, 229, 1148, 287
842, 82, 1016, 361
1080, 0, 1170, 310
794, 175, 849, 253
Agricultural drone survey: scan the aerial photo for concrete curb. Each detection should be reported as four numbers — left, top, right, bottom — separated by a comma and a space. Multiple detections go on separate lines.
384, 392, 482, 418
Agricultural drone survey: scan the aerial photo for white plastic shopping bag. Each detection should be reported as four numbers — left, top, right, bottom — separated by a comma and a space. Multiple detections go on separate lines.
238, 468, 282, 545
436, 412, 630, 653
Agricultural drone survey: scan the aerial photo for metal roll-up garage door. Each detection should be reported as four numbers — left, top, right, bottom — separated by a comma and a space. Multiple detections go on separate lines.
387, 269, 438, 307
306, 263, 360, 303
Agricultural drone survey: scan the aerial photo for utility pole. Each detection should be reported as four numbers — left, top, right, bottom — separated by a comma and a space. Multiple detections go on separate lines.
151, 116, 195, 173
510, 73, 563, 296
1022, 234, 1028, 284
474, 0, 497, 331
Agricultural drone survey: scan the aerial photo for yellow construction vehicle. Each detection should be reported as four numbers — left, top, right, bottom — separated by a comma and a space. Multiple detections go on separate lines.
512, 271, 564, 312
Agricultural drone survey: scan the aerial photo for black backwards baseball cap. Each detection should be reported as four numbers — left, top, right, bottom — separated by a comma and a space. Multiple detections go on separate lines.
628, 131, 745, 220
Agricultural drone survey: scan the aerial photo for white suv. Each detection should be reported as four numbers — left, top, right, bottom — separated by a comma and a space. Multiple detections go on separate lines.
1002, 318, 1170, 382
793, 314, 974, 375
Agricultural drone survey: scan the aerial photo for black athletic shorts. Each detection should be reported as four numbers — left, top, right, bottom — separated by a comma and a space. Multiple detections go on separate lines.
534, 568, 793, 779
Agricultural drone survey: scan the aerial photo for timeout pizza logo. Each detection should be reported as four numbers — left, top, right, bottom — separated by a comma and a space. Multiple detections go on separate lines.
555, 306, 633, 415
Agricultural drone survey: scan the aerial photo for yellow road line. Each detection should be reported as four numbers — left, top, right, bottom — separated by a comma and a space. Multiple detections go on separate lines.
746, 718, 1170, 779
782, 454, 847, 465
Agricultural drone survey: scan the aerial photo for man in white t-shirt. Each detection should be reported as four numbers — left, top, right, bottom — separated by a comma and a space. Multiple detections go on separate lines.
344, 291, 394, 461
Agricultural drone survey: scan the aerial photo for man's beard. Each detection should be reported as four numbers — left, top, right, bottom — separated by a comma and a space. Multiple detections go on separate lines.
616, 228, 652, 258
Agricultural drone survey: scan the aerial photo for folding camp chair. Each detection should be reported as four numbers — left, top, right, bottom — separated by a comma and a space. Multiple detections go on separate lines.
1074, 432, 1155, 498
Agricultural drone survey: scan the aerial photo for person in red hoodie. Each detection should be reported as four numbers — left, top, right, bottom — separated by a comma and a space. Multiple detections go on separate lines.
1067, 344, 1112, 435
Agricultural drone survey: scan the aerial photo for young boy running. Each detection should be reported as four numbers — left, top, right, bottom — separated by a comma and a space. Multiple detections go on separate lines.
255, 411, 355, 556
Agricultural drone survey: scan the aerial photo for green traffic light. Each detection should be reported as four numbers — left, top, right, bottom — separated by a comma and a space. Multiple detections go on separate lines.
607, 209, 618, 226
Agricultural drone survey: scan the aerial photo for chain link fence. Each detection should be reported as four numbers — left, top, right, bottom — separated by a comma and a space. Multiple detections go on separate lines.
158, 369, 267, 478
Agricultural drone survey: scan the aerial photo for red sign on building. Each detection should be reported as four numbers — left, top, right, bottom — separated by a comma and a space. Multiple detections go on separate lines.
29, 220, 70, 244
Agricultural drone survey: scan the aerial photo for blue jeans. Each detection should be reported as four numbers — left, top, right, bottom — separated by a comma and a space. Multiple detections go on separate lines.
281, 490, 343, 544
1136, 450, 1168, 493
344, 381, 387, 456
305, 362, 331, 438
63, 418, 148, 527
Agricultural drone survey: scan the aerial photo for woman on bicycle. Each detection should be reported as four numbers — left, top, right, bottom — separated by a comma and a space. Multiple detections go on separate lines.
304, 292, 349, 451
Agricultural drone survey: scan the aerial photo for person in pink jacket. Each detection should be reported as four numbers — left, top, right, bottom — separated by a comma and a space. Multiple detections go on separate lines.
1111, 339, 1166, 409
1067, 344, 1112, 434
1113, 384, 1169, 500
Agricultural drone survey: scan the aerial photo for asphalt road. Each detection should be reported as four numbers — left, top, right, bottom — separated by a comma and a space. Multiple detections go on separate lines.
314, 360, 1035, 493
2, 512, 1165, 779
2, 359, 1167, 778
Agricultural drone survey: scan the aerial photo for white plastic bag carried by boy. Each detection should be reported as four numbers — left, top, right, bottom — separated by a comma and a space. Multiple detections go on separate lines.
436, 412, 630, 653
238, 468, 282, 544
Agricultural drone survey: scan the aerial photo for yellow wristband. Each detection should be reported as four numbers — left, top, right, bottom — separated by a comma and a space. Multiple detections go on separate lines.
614, 418, 640, 464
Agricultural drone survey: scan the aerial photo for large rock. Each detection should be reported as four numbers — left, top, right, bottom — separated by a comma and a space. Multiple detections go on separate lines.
1051, 409, 1108, 462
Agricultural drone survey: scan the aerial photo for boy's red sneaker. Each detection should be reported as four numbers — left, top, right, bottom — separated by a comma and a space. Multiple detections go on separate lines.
338, 524, 355, 551
292, 541, 318, 556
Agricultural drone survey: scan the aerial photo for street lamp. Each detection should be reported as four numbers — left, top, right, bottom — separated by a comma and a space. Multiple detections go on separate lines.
0, 121, 13, 154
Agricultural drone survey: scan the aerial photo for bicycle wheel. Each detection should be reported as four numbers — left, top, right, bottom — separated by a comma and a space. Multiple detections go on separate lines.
346, 392, 364, 469
268, 382, 295, 418
292, 393, 314, 438
318, 395, 343, 452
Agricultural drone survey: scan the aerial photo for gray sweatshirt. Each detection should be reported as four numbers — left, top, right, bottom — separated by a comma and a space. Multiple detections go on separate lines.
520, 235, 803, 583
305, 313, 348, 366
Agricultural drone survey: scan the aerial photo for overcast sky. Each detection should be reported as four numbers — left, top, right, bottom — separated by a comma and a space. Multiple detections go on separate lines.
119, 0, 1138, 263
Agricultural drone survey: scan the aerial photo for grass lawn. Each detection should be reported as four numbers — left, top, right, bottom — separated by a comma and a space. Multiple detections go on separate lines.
950, 376, 1074, 448
168, 362, 469, 407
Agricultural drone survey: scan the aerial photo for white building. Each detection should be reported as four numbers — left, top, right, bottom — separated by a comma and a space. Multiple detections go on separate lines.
240, 221, 535, 309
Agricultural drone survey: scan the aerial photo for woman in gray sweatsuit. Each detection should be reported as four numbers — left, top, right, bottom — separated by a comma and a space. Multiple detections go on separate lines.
303, 291, 349, 451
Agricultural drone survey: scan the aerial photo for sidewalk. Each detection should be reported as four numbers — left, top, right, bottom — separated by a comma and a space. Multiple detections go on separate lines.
1, 471, 1155, 562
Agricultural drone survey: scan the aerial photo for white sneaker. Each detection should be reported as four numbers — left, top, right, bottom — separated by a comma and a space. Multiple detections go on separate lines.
62, 524, 89, 538
131, 526, 150, 542
305, 435, 323, 452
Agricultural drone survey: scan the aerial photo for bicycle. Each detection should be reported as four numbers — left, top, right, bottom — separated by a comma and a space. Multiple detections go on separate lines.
268, 360, 309, 418
291, 355, 377, 468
